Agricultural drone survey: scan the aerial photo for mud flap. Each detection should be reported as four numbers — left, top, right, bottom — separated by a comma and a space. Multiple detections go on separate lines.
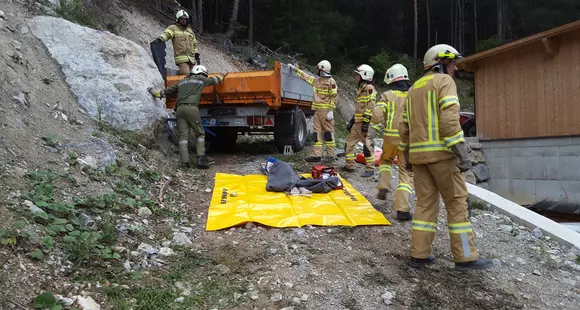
150, 40, 167, 79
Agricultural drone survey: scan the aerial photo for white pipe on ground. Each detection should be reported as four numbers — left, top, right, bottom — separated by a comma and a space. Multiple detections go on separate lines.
466, 183, 580, 249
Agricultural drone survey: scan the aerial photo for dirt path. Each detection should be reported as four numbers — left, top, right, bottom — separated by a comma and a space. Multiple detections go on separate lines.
161, 141, 580, 310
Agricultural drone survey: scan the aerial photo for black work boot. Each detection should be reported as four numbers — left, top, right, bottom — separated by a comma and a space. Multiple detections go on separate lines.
396, 211, 413, 221
180, 162, 191, 169
455, 258, 498, 271
196, 156, 211, 169
361, 170, 374, 178
305, 156, 322, 163
407, 254, 436, 268
377, 189, 389, 200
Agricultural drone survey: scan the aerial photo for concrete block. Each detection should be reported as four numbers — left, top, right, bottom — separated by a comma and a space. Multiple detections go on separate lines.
489, 157, 506, 179
559, 156, 580, 181
546, 156, 560, 180
507, 157, 549, 180
535, 180, 565, 200
490, 147, 509, 158
560, 181, 580, 202
511, 179, 536, 205
510, 146, 558, 157
559, 145, 580, 156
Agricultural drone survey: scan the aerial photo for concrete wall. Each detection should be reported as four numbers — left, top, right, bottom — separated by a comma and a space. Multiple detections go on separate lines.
482, 136, 580, 205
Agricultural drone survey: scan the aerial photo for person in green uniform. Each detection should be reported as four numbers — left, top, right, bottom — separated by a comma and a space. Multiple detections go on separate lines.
148, 65, 227, 169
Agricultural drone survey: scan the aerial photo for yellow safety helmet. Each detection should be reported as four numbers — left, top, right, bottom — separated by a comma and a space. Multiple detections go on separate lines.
354, 64, 374, 82
423, 44, 462, 69
317, 60, 331, 74
384, 64, 409, 85
176, 10, 189, 22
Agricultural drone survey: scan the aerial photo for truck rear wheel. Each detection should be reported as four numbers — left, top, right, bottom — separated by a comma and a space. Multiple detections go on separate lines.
208, 128, 238, 153
274, 108, 307, 152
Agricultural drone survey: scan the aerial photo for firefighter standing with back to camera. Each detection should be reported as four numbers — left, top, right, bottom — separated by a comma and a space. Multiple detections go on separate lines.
399, 44, 496, 270
371, 64, 414, 221
148, 65, 227, 169
344, 65, 377, 177
153, 9, 201, 75
288, 61, 338, 162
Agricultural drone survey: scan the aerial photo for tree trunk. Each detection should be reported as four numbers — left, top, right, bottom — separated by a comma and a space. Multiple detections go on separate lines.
497, 0, 504, 41
426, 0, 431, 47
413, 0, 418, 70
197, 0, 203, 34
473, 0, 478, 50
224, 0, 241, 39
190, 0, 198, 31
249, 0, 253, 46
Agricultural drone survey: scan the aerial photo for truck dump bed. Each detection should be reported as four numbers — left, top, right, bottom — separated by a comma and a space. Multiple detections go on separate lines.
165, 62, 313, 109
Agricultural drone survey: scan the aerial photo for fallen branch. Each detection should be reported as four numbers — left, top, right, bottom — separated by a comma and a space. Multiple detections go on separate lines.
157, 176, 172, 204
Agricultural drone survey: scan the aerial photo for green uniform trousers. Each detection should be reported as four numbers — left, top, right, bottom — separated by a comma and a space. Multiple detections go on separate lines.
176, 105, 205, 163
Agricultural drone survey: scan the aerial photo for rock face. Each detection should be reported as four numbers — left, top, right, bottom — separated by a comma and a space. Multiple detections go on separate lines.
29, 16, 167, 131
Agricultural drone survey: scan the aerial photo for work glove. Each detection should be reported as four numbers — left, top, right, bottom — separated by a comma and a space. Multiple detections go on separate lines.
346, 117, 355, 131
361, 122, 369, 133
326, 111, 334, 121
195, 53, 201, 65
152, 38, 163, 44
147, 87, 161, 98
450, 142, 472, 172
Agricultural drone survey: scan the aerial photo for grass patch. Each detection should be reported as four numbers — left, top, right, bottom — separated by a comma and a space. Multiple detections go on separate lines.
412, 299, 437, 310
56, 0, 103, 30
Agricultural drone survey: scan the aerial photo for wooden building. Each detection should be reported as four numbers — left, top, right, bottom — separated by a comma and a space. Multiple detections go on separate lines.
458, 20, 580, 140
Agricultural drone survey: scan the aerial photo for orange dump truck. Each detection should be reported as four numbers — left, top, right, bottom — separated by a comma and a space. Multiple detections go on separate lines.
153, 48, 314, 152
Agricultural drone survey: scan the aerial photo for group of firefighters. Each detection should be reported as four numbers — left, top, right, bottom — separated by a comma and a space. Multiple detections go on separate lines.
149, 9, 496, 271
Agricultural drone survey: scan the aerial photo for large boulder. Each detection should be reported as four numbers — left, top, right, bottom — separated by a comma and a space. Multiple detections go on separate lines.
28, 16, 167, 131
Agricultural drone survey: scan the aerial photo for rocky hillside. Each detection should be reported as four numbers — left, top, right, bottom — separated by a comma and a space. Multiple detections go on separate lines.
1, 1, 580, 310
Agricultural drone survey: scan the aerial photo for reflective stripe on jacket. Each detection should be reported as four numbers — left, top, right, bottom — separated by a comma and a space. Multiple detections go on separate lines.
399, 72, 464, 164
160, 24, 199, 65
370, 90, 407, 145
354, 82, 377, 123
296, 69, 338, 111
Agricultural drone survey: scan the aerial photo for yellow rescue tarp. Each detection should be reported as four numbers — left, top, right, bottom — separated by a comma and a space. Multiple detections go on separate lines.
206, 173, 391, 230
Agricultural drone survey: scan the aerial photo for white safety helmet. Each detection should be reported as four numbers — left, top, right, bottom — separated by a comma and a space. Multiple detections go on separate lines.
317, 60, 331, 74
384, 64, 409, 85
423, 44, 462, 69
354, 64, 374, 82
176, 9, 189, 22
192, 65, 208, 76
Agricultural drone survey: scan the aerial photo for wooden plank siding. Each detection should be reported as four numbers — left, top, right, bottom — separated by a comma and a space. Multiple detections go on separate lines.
470, 29, 580, 140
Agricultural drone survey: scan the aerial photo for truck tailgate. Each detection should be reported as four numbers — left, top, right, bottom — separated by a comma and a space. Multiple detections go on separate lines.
164, 62, 313, 109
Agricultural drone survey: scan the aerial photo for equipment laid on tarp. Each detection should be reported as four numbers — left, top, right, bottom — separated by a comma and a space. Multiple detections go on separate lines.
264, 158, 342, 193
206, 173, 391, 231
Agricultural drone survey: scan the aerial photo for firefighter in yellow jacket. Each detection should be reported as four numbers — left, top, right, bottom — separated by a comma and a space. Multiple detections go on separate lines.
154, 10, 200, 75
399, 44, 496, 270
288, 61, 338, 162
371, 64, 414, 221
344, 64, 377, 177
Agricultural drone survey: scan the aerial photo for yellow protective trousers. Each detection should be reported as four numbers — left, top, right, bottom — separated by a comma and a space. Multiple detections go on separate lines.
312, 110, 335, 157
345, 123, 374, 170
410, 157, 479, 263
378, 142, 413, 212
